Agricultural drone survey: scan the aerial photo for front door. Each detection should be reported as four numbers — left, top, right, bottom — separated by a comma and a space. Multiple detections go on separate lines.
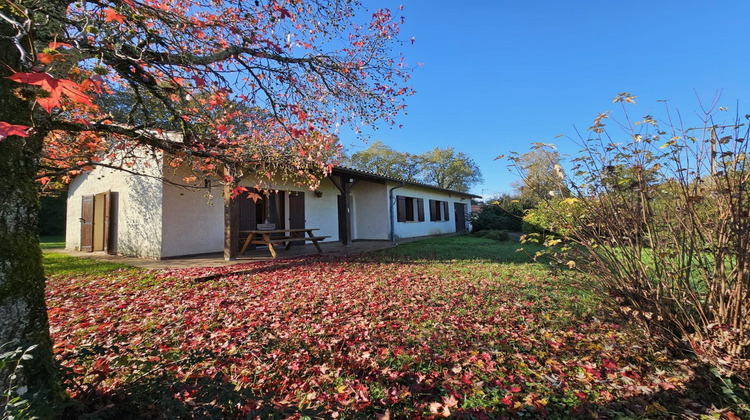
288, 192, 305, 246
454, 202, 467, 233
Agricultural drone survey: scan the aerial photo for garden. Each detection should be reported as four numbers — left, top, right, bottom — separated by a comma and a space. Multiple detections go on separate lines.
40, 236, 745, 419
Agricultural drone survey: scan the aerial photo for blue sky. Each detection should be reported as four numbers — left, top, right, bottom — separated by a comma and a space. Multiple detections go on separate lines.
339, 1, 750, 198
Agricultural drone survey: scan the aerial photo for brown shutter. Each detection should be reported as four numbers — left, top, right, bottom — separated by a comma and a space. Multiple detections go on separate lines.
289, 192, 305, 246
417, 198, 425, 222
80, 195, 94, 252
429, 199, 436, 221
443, 201, 450, 221
397, 195, 406, 222
103, 190, 112, 254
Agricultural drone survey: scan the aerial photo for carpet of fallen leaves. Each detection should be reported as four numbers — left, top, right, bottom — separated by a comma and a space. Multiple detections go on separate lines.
46, 256, 732, 419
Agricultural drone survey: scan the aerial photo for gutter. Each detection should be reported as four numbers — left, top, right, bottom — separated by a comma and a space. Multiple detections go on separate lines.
388, 181, 405, 242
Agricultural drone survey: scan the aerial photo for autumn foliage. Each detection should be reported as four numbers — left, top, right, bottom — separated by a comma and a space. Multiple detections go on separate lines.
44, 251, 740, 418
2, 0, 413, 189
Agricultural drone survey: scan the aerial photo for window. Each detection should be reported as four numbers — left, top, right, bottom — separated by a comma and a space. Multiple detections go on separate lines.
429, 199, 450, 222
397, 195, 424, 222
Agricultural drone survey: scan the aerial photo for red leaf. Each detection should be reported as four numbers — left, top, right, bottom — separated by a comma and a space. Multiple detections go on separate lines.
8, 72, 57, 90
273, 5, 292, 19
48, 41, 72, 50
8, 72, 92, 112
0, 122, 31, 140
103, 8, 126, 23
37, 53, 57, 64
231, 185, 248, 198
191, 75, 206, 87
59, 79, 93, 106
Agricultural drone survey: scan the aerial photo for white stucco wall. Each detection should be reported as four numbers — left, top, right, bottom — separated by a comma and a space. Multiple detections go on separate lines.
350, 181, 389, 240
387, 182, 472, 239
66, 149, 164, 258
300, 181, 340, 241
160, 165, 224, 258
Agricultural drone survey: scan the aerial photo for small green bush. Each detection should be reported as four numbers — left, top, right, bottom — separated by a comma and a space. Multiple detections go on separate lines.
471, 194, 532, 232
474, 229, 508, 241
484, 230, 509, 241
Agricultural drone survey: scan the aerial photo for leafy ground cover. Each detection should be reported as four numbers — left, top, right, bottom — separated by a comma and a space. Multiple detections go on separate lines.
44, 237, 743, 419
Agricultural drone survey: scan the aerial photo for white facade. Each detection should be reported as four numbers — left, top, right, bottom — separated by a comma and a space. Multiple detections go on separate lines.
67, 149, 165, 258
386, 182, 471, 240
349, 180, 389, 240
67, 154, 475, 259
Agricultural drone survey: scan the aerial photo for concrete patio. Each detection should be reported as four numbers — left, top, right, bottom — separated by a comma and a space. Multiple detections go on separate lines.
47, 239, 414, 270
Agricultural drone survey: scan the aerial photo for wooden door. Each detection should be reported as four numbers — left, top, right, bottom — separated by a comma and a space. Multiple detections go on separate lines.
288, 192, 305, 246
238, 192, 258, 231
337, 194, 351, 244
454, 202, 467, 233
93, 193, 106, 251
238, 191, 259, 250
102, 191, 114, 254
80, 195, 94, 252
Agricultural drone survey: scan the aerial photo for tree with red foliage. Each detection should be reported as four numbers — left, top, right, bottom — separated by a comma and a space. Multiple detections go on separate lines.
0, 0, 412, 414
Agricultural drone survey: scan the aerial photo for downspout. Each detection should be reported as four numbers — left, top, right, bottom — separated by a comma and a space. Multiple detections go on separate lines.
389, 182, 405, 242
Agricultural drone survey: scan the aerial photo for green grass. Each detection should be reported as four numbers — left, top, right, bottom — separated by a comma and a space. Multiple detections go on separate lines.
43, 252, 136, 277
42, 235, 745, 418
372, 234, 548, 264
40, 235, 65, 249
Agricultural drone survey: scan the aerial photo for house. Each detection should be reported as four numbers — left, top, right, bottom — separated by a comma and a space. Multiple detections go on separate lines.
66, 148, 479, 259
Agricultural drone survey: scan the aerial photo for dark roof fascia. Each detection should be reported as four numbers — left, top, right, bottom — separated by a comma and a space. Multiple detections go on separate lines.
331, 166, 481, 199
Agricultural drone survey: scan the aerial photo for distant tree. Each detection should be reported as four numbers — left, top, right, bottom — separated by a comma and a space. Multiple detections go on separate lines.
347, 143, 482, 192
418, 147, 483, 192
345, 141, 419, 179
510, 143, 569, 204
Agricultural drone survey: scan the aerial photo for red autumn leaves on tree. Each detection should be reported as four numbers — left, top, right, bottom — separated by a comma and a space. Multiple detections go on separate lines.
2, 0, 414, 189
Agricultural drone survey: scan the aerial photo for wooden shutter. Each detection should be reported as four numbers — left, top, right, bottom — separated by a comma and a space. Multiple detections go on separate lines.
429, 199, 436, 221
443, 201, 450, 221
103, 190, 113, 254
289, 192, 305, 246
397, 195, 406, 222
80, 195, 94, 252
417, 198, 425, 222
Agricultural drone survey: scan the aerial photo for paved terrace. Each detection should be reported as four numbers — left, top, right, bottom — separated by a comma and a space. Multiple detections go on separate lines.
48, 239, 418, 270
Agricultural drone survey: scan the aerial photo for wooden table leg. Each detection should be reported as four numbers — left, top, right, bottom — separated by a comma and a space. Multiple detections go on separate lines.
239, 234, 253, 255
285, 231, 303, 250
262, 233, 277, 258
307, 229, 323, 253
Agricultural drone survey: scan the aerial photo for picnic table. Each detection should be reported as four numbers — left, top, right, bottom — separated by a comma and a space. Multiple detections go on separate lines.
239, 228, 330, 258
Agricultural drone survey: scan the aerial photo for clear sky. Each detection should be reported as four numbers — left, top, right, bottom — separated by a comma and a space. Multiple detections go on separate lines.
339, 1, 750, 198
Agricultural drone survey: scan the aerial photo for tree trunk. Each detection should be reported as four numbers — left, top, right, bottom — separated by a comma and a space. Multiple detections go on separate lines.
0, 8, 63, 418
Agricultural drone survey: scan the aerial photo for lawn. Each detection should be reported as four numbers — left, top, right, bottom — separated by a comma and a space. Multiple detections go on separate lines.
40, 235, 65, 249
43, 236, 741, 419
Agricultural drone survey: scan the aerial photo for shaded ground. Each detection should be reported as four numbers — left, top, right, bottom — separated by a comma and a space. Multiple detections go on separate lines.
47, 237, 422, 269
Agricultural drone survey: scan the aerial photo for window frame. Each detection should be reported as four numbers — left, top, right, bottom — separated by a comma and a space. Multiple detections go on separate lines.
429, 199, 450, 222
397, 195, 424, 222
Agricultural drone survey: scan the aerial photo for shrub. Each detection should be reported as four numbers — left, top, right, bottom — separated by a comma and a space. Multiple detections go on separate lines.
483, 230, 509, 241
471, 194, 530, 232
515, 94, 750, 387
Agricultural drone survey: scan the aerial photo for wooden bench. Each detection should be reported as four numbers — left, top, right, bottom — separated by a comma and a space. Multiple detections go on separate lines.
239, 228, 330, 258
